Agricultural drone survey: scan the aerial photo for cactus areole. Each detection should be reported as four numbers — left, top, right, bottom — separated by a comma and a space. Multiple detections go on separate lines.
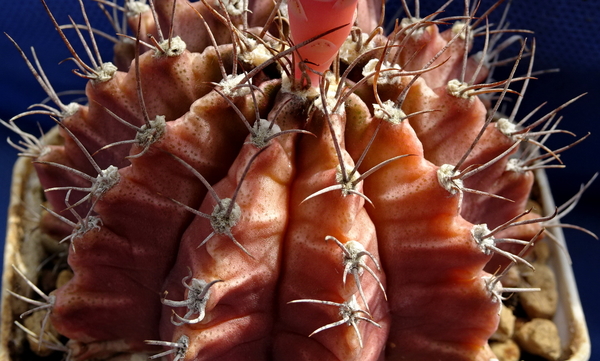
3, 0, 592, 360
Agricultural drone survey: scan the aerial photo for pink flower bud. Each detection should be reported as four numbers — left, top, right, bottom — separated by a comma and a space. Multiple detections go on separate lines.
288, 0, 358, 86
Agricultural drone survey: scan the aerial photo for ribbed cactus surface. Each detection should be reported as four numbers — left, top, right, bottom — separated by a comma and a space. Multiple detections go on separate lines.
4, 0, 589, 360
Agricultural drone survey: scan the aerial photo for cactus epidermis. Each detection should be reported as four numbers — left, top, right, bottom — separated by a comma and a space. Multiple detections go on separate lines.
3, 0, 593, 360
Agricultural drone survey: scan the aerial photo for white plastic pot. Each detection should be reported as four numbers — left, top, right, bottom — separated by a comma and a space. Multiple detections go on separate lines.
534, 168, 591, 360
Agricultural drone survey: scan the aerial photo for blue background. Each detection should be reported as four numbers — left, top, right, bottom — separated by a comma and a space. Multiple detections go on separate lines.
0, 0, 598, 358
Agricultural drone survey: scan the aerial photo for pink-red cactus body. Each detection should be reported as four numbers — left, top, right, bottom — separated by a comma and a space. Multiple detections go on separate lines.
4, 0, 588, 360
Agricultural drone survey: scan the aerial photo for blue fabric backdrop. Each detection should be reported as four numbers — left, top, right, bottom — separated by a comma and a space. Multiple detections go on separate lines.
0, 0, 598, 358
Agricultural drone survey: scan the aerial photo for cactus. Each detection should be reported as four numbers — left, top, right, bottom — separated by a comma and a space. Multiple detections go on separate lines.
3, 0, 593, 360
